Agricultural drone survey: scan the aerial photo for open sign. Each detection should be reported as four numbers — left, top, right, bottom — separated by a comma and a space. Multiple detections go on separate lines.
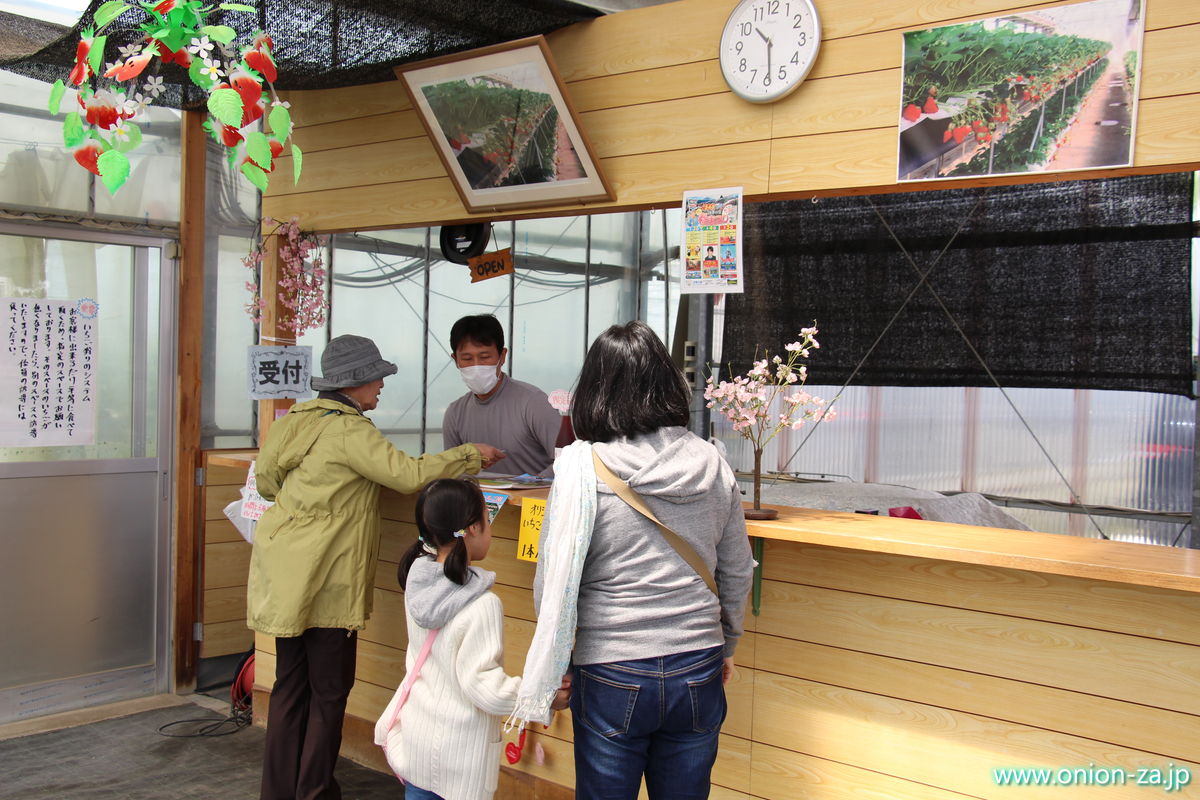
467, 248, 514, 283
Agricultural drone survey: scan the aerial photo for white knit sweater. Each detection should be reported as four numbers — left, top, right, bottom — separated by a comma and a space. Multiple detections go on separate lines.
391, 591, 521, 800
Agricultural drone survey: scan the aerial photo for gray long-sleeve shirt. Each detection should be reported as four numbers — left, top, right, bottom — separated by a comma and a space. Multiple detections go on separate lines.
535, 427, 756, 665
442, 375, 562, 476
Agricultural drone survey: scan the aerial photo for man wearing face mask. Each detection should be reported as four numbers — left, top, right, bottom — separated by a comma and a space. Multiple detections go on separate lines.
442, 314, 562, 476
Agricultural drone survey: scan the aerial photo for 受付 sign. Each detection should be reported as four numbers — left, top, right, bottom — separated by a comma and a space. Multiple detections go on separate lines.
247, 346, 312, 400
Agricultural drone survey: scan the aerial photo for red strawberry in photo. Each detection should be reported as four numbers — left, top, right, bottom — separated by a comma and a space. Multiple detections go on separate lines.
902, 103, 922, 122
952, 125, 970, 144
922, 96, 939, 114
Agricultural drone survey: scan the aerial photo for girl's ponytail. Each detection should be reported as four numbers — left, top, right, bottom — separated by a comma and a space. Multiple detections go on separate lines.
398, 476, 486, 589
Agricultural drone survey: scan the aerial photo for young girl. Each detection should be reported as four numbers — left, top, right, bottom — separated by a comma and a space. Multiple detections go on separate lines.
382, 477, 520, 800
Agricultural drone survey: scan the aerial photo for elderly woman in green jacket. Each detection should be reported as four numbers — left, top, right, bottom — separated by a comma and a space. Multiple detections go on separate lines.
248, 334, 504, 800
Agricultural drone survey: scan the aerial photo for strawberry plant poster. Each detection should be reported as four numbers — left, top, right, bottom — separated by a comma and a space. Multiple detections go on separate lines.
897, 0, 1145, 182
681, 187, 743, 295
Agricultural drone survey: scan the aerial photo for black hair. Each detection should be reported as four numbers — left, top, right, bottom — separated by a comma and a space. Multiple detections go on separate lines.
571, 321, 690, 443
397, 477, 486, 588
449, 314, 505, 355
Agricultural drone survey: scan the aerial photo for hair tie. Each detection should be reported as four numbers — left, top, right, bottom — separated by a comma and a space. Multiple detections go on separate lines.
453, 529, 466, 538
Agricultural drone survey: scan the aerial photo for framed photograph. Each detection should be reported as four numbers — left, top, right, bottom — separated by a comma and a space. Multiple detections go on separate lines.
395, 36, 614, 214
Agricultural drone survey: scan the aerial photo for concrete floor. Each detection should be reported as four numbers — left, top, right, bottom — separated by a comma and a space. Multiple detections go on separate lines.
0, 694, 400, 800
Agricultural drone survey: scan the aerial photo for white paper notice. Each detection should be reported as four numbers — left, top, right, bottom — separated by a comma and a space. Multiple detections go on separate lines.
0, 298, 98, 446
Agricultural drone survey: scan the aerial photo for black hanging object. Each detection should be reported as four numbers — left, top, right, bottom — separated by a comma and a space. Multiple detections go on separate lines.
440, 223, 491, 265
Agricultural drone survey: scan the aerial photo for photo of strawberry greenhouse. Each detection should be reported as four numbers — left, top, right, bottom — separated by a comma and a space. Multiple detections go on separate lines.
420, 62, 583, 191
898, 0, 1145, 181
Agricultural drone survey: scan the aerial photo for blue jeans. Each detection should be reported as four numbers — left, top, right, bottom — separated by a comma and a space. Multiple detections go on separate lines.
404, 784, 445, 800
571, 645, 726, 800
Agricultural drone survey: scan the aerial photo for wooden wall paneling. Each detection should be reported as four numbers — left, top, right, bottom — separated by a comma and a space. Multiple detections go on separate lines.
1140, 24, 1200, 99
379, 489, 420, 523
1132, 93, 1200, 167
204, 584, 251, 624
204, 541, 252, 591
755, 634, 1200, 763
353, 639, 407, 691
203, 456, 250, 485
752, 670, 1200, 799
756, 580, 1200, 716
288, 111, 426, 154
770, 70, 901, 139
204, 484, 242, 520
749, 739, 981, 800
360, 588, 409, 651
763, 541, 1200, 645
568, 61, 728, 113
346, 677, 394, 722
202, 620, 255, 656
270, 138, 445, 198
255, 649, 275, 691
279, 81, 410, 126
379, 518, 419, 562
174, 108, 207, 689
1145, 0, 1200, 29
205, 518, 246, 545
580, 92, 773, 159
766, 127, 898, 194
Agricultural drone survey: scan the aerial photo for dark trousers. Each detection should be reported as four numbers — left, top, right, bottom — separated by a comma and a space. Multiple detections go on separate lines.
260, 628, 358, 800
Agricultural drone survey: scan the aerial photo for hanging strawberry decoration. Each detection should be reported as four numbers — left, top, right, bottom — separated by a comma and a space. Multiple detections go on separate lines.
46, 0, 302, 195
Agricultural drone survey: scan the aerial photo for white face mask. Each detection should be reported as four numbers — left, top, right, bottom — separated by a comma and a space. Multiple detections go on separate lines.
459, 364, 500, 396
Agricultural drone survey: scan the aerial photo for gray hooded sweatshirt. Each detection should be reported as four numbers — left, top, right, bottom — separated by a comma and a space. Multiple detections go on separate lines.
545, 426, 755, 666
405, 557, 497, 628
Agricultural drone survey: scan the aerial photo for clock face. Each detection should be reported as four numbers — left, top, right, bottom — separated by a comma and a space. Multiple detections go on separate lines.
719, 0, 821, 103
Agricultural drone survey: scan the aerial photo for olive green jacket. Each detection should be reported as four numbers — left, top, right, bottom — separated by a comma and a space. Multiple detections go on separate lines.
246, 397, 481, 637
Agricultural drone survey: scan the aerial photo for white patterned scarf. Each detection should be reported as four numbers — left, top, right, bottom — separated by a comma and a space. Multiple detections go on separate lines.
506, 439, 596, 730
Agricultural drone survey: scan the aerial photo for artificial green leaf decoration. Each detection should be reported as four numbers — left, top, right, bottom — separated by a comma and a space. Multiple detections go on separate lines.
63, 112, 85, 147
87, 35, 108, 75
226, 144, 238, 169
114, 122, 143, 153
291, 144, 303, 185
158, 25, 187, 52
97, 149, 131, 194
220, 2, 256, 11
201, 25, 237, 44
241, 161, 269, 192
245, 131, 272, 170
208, 88, 244, 127
48, 80, 65, 114
268, 104, 291, 139
188, 55, 214, 89
94, 1, 130, 29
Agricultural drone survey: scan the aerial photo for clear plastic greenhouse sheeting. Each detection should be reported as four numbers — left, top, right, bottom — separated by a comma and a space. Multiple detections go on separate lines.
710, 384, 1193, 546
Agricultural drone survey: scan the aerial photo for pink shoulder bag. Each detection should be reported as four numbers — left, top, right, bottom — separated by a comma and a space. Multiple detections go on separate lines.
374, 628, 440, 782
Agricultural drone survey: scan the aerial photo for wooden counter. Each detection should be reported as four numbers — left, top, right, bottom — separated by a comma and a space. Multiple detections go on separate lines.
211, 452, 1200, 799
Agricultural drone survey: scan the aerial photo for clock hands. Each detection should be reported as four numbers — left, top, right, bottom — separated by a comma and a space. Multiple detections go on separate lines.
755, 27, 773, 83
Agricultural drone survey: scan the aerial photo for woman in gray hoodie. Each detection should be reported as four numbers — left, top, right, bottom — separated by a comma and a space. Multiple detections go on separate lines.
545, 321, 756, 800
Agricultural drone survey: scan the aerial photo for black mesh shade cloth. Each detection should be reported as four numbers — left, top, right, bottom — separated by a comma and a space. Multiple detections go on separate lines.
0, 0, 602, 108
723, 173, 1195, 397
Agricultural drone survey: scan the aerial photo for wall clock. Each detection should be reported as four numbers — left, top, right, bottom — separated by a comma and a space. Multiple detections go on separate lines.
719, 0, 822, 103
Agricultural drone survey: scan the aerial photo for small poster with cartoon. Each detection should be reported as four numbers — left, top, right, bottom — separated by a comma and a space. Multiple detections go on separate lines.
681, 187, 743, 294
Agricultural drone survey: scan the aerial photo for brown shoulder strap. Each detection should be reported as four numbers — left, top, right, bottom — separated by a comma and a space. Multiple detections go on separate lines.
592, 450, 719, 596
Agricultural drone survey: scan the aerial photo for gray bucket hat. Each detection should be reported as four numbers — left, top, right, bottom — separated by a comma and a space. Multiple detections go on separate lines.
311, 334, 398, 391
